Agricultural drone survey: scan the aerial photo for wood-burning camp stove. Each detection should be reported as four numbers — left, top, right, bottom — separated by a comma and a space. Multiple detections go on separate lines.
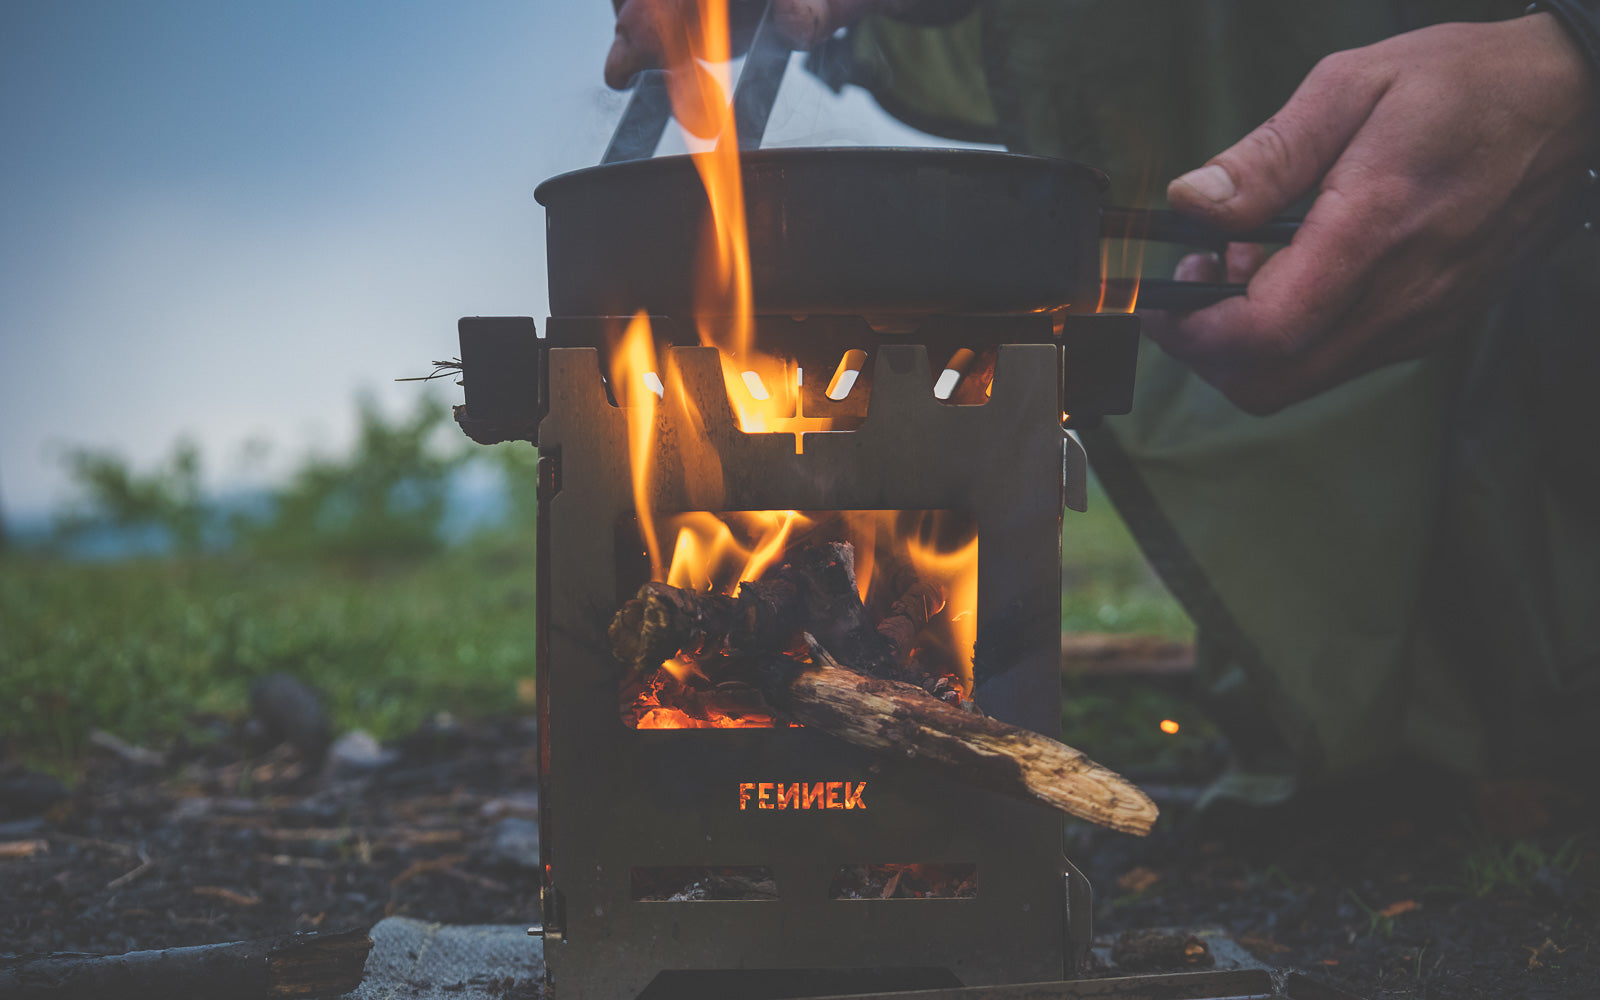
455, 302, 1138, 999
446, 8, 1323, 994
448, 12, 1289, 992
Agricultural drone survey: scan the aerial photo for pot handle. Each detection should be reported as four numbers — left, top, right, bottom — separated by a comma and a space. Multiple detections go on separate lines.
1102, 207, 1300, 250
1100, 207, 1300, 310
1112, 279, 1243, 311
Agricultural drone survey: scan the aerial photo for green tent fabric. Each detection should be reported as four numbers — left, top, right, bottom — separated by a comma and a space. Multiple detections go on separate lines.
807, 0, 1600, 786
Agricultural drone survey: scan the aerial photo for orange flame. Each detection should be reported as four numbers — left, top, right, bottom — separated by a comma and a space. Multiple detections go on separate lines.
624, 509, 981, 726
611, 311, 664, 579
658, 0, 753, 362
615, 2, 983, 729
903, 514, 979, 697
656, 0, 848, 449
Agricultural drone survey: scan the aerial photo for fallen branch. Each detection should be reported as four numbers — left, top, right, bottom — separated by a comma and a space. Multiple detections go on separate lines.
104, 850, 154, 891
0, 928, 372, 1000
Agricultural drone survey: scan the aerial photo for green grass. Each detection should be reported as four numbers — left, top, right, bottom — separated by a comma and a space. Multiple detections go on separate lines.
1458, 835, 1583, 898
0, 533, 538, 771
3, 438, 1189, 773
1062, 477, 1191, 640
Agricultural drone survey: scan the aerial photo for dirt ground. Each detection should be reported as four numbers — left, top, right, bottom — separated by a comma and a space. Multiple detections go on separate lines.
1075, 770, 1599, 999
2, 716, 1595, 1000
0, 718, 542, 957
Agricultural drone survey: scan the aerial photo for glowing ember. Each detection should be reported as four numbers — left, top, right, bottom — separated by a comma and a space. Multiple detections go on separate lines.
1159, 719, 1181, 735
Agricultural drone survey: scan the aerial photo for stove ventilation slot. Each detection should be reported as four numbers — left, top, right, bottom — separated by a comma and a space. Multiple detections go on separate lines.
828, 863, 978, 900
632, 866, 778, 902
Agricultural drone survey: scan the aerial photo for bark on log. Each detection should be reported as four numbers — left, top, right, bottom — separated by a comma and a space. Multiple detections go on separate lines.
779, 637, 1157, 836
0, 928, 372, 1000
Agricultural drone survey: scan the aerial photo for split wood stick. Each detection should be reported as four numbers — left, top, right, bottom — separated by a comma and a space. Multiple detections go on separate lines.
0, 928, 372, 1000
781, 636, 1157, 836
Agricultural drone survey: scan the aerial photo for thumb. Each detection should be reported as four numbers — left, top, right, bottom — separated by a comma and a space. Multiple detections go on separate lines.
1167, 51, 1390, 230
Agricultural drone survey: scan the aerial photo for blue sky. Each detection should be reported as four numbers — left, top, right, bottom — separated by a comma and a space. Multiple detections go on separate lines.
0, 1, 969, 517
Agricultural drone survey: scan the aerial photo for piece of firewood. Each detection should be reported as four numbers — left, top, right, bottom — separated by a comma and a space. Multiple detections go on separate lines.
0, 928, 372, 1000
607, 572, 1156, 834
778, 637, 1156, 836
609, 542, 923, 686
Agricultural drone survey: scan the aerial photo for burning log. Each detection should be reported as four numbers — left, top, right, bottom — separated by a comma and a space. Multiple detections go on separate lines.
610, 542, 943, 689
0, 928, 372, 1000
608, 567, 1158, 836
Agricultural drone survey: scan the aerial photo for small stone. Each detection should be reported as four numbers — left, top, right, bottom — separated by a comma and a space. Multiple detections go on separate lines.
479, 793, 540, 822
249, 673, 331, 762
1530, 865, 1582, 904
486, 817, 541, 871
0, 770, 68, 821
324, 730, 398, 777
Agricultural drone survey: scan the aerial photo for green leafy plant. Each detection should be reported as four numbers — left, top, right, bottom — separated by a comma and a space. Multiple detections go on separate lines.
239, 393, 465, 562
53, 439, 208, 555
1460, 835, 1582, 898
1345, 889, 1396, 940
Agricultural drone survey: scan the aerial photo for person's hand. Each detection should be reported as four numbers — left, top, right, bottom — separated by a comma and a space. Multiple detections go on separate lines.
605, 0, 913, 90
1156, 13, 1600, 415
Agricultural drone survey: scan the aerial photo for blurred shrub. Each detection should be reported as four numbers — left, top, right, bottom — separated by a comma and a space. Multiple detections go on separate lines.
490, 440, 541, 535
53, 439, 209, 556
51, 394, 469, 563
239, 393, 465, 562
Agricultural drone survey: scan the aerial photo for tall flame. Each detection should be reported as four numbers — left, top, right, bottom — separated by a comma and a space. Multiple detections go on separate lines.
615, 2, 984, 729
611, 311, 664, 580
656, 0, 843, 448
658, 0, 753, 361
903, 515, 979, 697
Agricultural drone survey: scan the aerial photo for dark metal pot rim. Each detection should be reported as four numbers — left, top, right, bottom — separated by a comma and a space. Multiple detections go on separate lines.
532, 146, 1111, 205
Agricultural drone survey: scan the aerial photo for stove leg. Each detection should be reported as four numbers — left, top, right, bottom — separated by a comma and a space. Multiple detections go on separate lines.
1064, 858, 1094, 976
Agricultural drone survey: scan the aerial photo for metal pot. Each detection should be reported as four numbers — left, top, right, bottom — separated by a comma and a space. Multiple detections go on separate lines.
535, 146, 1295, 317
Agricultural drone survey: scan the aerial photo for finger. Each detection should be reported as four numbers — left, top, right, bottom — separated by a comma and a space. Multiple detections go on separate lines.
1141, 253, 1220, 344
1173, 251, 1221, 284
1209, 306, 1451, 416
666, 61, 730, 139
606, 0, 680, 89
1224, 243, 1269, 284
776, 0, 917, 48
1160, 177, 1392, 371
1168, 50, 1392, 230
774, 0, 839, 47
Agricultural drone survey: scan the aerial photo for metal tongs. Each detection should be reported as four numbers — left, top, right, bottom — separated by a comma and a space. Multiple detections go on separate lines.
601, 2, 792, 164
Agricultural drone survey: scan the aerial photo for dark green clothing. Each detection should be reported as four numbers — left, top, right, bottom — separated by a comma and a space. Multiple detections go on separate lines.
809, 0, 1600, 781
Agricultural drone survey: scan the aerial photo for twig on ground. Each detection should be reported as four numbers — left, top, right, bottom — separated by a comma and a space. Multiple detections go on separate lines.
88, 730, 168, 768
104, 850, 154, 890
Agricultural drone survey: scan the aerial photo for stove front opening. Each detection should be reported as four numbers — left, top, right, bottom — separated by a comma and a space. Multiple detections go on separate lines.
615, 508, 978, 730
